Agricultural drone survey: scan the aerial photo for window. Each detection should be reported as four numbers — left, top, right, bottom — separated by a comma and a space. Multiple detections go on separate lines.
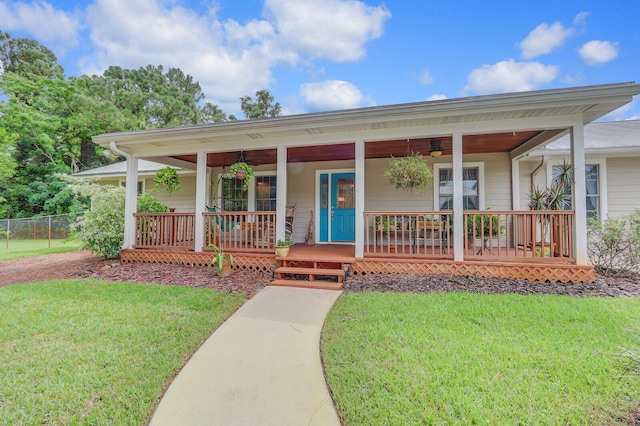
585, 164, 600, 219
255, 176, 277, 211
120, 180, 145, 195
551, 163, 600, 219
217, 172, 276, 212
434, 164, 483, 210
221, 177, 248, 211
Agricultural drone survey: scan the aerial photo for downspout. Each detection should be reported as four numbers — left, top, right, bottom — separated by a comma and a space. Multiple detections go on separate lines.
530, 155, 547, 192
110, 141, 130, 160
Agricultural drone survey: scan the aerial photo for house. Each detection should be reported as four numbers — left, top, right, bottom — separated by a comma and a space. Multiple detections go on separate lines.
520, 119, 640, 221
90, 82, 640, 285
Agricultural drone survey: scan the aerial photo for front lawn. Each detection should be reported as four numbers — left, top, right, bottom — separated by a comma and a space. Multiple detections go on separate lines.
323, 292, 640, 425
0, 280, 244, 425
0, 239, 83, 260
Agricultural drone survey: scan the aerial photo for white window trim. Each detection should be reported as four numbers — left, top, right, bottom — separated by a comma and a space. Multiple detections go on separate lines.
433, 162, 485, 210
215, 171, 276, 211
546, 157, 607, 220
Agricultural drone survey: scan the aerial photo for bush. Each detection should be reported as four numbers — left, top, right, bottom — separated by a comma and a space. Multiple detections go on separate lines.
76, 185, 125, 259
137, 192, 168, 213
587, 209, 640, 277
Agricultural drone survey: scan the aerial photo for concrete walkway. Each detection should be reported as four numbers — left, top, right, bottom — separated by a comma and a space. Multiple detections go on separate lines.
149, 286, 342, 426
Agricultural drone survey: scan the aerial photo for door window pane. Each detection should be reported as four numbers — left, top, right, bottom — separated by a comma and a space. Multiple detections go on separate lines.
337, 178, 354, 209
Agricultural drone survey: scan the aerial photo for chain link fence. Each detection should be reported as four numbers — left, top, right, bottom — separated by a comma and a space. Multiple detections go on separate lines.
0, 212, 85, 249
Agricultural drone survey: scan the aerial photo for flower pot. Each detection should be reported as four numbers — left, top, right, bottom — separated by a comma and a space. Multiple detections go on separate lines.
275, 245, 290, 257
235, 169, 247, 180
534, 245, 551, 258
217, 261, 232, 277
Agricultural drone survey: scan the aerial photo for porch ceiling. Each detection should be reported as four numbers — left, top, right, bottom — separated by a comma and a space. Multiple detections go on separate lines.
168, 130, 545, 167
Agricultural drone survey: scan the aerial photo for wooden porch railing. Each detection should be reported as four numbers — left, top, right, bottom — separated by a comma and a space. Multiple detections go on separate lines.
204, 211, 276, 253
365, 210, 575, 262
463, 210, 574, 260
133, 212, 196, 250
364, 212, 453, 259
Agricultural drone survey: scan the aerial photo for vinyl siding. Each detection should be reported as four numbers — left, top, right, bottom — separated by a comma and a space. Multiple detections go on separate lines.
607, 157, 640, 217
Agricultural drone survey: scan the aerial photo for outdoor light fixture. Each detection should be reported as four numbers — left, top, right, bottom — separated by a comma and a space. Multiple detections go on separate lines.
430, 139, 443, 157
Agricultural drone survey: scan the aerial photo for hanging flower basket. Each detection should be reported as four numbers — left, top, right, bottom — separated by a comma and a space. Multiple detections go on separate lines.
152, 166, 182, 196
229, 162, 254, 191
383, 152, 433, 193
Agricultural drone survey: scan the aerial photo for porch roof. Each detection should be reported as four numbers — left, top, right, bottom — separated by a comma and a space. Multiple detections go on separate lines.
92, 82, 640, 167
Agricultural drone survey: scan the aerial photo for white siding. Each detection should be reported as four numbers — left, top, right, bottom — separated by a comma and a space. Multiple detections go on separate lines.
607, 157, 640, 218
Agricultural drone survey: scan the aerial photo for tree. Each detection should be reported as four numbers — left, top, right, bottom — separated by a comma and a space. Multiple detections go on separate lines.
0, 31, 63, 79
239, 90, 282, 119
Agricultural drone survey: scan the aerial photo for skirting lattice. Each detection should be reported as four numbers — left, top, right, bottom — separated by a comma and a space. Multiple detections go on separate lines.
121, 250, 595, 283
351, 259, 595, 283
121, 250, 274, 273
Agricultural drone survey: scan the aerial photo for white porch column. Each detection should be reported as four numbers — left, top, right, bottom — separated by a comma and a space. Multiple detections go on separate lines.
194, 151, 207, 252
452, 131, 464, 261
276, 145, 288, 242
511, 159, 521, 210
123, 156, 138, 250
355, 139, 365, 258
571, 121, 588, 265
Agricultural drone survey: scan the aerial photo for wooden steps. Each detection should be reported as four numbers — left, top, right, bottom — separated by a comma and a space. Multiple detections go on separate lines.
270, 279, 343, 291
268, 246, 353, 290
274, 266, 345, 282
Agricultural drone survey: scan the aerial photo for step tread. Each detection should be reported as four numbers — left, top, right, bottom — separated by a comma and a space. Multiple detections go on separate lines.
269, 279, 343, 291
274, 266, 345, 276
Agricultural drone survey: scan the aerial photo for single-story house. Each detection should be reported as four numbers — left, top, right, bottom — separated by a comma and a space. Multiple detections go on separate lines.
88, 82, 640, 286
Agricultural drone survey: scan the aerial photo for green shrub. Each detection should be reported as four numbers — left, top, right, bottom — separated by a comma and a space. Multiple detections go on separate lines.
587, 209, 640, 276
76, 185, 125, 259
137, 192, 168, 213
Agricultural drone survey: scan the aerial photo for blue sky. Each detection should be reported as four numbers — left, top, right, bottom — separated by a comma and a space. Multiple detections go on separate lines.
1, 0, 639, 119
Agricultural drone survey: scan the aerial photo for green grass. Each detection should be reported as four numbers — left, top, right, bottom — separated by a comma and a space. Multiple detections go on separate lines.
0, 239, 83, 260
0, 280, 244, 425
322, 292, 640, 425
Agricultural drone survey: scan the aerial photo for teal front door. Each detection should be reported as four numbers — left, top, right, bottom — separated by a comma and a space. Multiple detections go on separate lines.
330, 173, 355, 241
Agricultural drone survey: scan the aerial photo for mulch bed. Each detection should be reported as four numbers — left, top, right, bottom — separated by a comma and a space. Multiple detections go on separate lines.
2, 251, 639, 298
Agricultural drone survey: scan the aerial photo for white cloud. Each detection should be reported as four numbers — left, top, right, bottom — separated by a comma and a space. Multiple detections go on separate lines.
79, 0, 389, 114
464, 59, 559, 94
0, 1, 81, 54
300, 80, 365, 111
519, 22, 573, 59
264, 0, 391, 62
419, 69, 433, 85
579, 40, 618, 65
573, 11, 588, 26
427, 94, 447, 101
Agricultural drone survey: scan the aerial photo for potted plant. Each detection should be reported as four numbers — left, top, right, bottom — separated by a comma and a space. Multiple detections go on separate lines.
275, 236, 294, 257
229, 162, 254, 191
208, 244, 233, 277
528, 161, 573, 256
152, 166, 182, 196
383, 152, 433, 193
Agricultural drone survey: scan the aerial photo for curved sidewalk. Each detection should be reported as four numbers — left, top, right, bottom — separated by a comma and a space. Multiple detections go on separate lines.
149, 286, 342, 426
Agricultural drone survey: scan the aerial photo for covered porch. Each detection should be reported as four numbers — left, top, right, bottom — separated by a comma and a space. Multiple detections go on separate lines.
93, 83, 640, 284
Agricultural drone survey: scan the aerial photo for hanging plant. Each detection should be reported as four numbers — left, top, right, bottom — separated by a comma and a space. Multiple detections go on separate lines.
153, 166, 181, 196
229, 162, 254, 191
384, 152, 433, 193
